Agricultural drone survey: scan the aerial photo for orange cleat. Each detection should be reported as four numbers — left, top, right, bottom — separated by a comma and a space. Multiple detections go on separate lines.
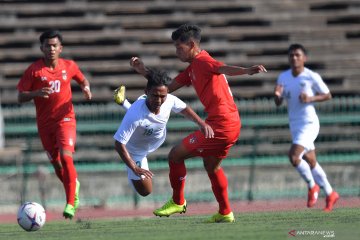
324, 191, 339, 212
307, 184, 320, 208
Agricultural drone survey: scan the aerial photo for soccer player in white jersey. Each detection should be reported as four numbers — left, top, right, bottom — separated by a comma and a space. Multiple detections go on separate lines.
114, 68, 214, 196
274, 44, 339, 212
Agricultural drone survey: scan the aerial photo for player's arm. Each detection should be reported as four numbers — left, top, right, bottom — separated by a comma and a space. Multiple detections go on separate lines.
114, 140, 153, 179
299, 92, 332, 103
78, 78, 92, 100
179, 106, 214, 138
274, 84, 284, 106
130, 56, 184, 93
17, 88, 52, 103
218, 64, 267, 76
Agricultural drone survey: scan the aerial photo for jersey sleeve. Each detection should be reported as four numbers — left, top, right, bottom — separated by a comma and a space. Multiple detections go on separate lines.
113, 112, 139, 145
69, 60, 85, 84
312, 72, 330, 94
175, 67, 191, 86
17, 65, 34, 92
169, 94, 187, 113
201, 59, 224, 74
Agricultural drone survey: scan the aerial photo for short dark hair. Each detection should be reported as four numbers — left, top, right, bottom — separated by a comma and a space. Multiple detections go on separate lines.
39, 29, 63, 44
171, 24, 201, 43
288, 43, 307, 55
145, 68, 171, 90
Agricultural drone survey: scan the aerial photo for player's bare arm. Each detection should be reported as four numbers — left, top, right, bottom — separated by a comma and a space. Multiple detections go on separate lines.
179, 106, 214, 138
130, 57, 148, 76
17, 87, 53, 103
115, 141, 154, 179
79, 78, 92, 100
299, 92, 332, 103
218, 64, 267, 76
274, 85, 284, 106
167, 79, 184, 93
130, 57, 184, 93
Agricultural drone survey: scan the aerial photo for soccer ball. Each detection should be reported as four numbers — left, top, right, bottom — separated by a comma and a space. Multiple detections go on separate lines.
17, 202, 46, 231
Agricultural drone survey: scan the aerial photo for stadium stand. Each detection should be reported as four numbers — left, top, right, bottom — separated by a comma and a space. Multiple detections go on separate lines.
0, 0, 359, 207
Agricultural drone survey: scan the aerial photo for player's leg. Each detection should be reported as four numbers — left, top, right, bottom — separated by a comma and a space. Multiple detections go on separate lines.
303, 151, 339, 211
132, 179, 152, 196
60, 150, 77, 219
114, 85, 132, 109
50, 153, 64, 182
127, 155, 152, 196
39, 127, 64, 182
290, 122, 321, 207
57, 120, 78, 219
203, 156, 235, 223
153, 143, 193, 217
289, 144, 319, 207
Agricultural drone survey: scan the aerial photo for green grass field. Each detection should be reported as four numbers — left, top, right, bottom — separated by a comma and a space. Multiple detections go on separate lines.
1, 208, 359, 240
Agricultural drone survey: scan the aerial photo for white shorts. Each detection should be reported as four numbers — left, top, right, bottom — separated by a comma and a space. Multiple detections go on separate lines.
290, 120, 319, 152
126, 154, 149, 181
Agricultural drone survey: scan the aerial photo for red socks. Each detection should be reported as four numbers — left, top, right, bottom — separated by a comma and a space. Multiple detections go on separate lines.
208, 168, 231, 215
169, 161, 231, 214
60, 154, 77, 206
169, 161, 186, 205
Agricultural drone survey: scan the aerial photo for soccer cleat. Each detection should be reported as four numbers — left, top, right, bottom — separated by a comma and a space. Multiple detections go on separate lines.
207, 212, 235, 223
74, 179, 80, 210
153, 198, 187, 217
324, 191, 339, 212
114, 85, 126, 105
63, 204, 75, 219
307, 184, 320, 208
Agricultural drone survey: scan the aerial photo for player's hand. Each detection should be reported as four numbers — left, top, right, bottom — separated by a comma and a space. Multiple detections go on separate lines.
299, 92, 312, 103
248, 65, 267, 75
133, 166, 154, 179
274, 85, 284, 98
82, 86, 92, 100
130, 57, 146, 75
37, 87, 52, 98
200, 122, 214, 138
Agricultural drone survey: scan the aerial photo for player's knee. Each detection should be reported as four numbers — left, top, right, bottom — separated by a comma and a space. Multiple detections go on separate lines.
288, 153, 300, 167
203, 162, 219, 174
168, 146, 183, 163
136, 186, 152, 196
138, 190, 151, 197
50, 160, 62, 170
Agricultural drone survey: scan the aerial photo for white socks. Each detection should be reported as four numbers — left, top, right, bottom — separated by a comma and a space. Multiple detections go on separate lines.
311, 163, 333, 196
296, 159, 316, 189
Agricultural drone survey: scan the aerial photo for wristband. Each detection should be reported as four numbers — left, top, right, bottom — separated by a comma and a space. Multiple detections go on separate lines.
84, 86, 90, 91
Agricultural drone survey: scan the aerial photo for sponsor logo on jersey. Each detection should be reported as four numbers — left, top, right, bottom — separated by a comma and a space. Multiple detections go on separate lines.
62, 70, 67, 80
189, 135, 197, 144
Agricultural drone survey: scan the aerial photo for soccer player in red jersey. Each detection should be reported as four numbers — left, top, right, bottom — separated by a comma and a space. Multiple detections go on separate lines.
131, 24, 266, 222
17, 30, 92, 219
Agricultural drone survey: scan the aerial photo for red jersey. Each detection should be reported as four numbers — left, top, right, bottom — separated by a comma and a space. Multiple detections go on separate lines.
17, 58, 85, 128
175, 50, 240, 129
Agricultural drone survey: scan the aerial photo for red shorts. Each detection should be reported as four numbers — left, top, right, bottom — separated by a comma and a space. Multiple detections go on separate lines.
182, 126, 240, 159
38, 118, 76, 161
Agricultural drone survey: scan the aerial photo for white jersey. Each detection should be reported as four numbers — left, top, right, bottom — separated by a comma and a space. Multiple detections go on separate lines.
113, 94, 186, 156
277, 67, 330, 126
